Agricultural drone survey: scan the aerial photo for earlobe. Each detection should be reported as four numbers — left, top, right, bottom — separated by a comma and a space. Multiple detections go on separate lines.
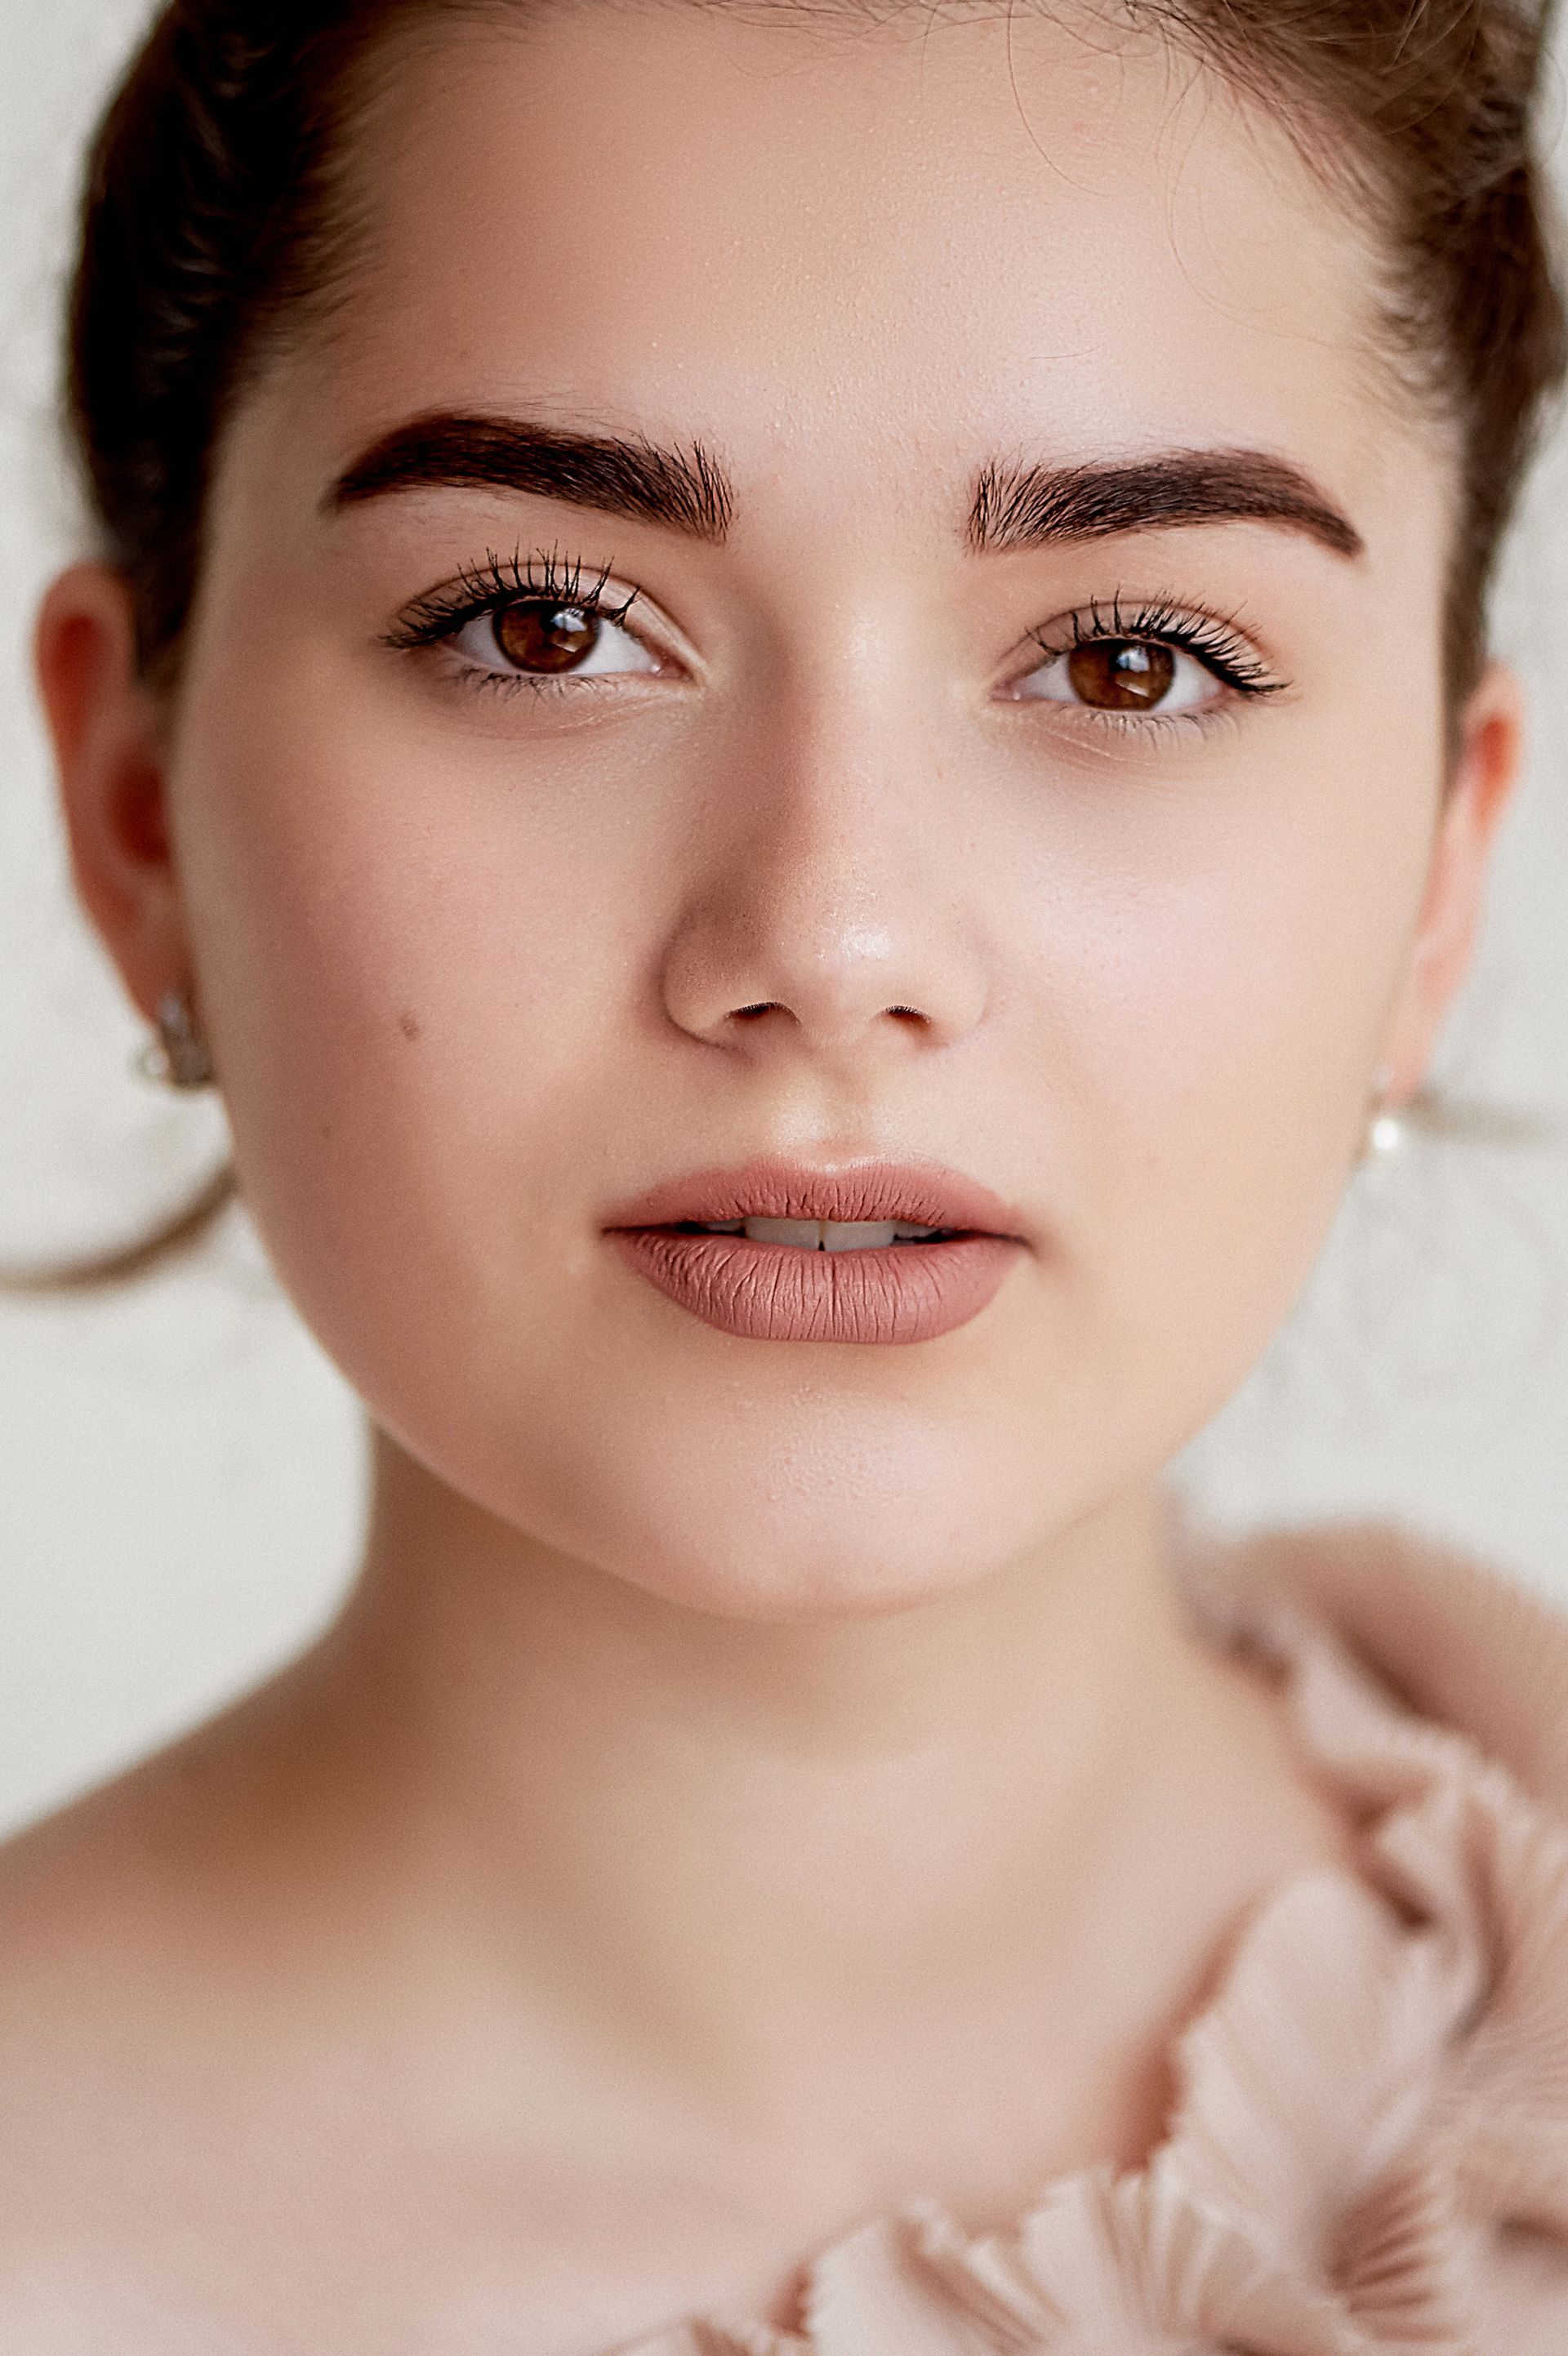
1376, 660, 1526, 1101
34, 564, 187, 1024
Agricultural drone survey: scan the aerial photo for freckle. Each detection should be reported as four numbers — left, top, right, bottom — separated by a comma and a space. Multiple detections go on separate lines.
399, 1012, 422, 1043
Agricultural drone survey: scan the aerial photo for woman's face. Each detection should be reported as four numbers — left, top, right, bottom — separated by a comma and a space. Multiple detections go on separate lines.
86, 3, 1512, 1614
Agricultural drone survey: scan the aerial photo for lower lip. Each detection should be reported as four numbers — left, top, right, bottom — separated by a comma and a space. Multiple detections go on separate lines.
608, 1229, 1022, 1344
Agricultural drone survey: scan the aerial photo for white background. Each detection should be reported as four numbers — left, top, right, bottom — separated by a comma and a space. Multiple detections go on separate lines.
2, 0, 1565, 1840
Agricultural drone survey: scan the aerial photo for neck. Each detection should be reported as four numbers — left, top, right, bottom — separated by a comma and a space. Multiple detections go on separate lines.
295, 1437, 1219, 2085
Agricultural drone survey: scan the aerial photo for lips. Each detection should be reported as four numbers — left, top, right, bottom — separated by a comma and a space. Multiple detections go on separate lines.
604, 1156, 1027, 1345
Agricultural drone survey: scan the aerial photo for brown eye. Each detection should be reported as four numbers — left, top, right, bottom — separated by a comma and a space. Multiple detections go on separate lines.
492, 600, 601, 674
1066, 639, 1177, 710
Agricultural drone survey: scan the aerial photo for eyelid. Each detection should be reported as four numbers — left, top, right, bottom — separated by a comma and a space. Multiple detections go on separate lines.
384, 546, 686, 671
1014, 592, 1287, 701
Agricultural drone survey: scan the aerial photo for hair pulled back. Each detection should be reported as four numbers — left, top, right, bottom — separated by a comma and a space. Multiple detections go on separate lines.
71, 0, 1567, 704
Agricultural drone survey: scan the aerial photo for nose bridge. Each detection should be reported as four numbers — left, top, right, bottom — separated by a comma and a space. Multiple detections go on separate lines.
658, 683, 990, 1055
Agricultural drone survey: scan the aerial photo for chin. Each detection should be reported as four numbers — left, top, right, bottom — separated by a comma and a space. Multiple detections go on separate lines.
608, 1536, 1000, 1626
551, 1428, 1084, 1625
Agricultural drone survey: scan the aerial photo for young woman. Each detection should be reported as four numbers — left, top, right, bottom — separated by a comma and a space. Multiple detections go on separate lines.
3, 0, 1567, 2347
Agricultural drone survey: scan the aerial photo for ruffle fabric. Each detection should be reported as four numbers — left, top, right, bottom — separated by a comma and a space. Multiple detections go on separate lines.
616, 1538, 1568, 2355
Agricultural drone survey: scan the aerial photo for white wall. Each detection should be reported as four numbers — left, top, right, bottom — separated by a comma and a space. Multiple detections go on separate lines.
2, 0, 1565, 1841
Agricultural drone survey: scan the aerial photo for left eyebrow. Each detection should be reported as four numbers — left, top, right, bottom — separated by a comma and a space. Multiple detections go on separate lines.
968, 449, 1365, 562
324, 412, 735, 541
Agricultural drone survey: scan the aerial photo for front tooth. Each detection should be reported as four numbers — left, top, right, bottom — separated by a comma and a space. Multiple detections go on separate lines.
738, 1219, 903, 1251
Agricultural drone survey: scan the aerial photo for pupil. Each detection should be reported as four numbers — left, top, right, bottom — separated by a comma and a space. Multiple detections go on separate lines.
1067, 639, 1177, 710
493, 600, 600, 674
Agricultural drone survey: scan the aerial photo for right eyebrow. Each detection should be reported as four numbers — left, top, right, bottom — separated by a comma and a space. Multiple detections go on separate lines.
325, 412, 736, 543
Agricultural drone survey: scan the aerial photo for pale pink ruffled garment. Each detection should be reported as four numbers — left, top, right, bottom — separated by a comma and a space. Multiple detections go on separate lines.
615, 1533, 1568, 2355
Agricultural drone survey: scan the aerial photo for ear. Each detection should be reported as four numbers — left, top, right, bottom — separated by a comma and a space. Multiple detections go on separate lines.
34, 564, 189, 1026
1376, 659, 1525, 1100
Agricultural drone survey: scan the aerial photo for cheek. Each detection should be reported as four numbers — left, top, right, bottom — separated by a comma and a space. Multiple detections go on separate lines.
1014, 711, 1441, 1435
167, 674, 651, 1392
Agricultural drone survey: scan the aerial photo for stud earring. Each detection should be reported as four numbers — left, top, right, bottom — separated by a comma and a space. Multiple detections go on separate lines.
136, 990, 216, 1091
1358, 1065, 1406, 1165
1365, 1102, 1407, 1160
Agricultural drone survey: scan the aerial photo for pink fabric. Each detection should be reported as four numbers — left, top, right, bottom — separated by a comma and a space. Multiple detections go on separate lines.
616, 1534, 1568, 2354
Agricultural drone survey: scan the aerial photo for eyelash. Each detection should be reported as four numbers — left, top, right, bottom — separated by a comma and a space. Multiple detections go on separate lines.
386, 559, 1288, 720
384, 546, 648, 700
1025, 593, 1285, 724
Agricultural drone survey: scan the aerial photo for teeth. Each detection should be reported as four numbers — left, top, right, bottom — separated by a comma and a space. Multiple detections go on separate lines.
692, 1234, 946, 1253
744, 1218, 831, 1249
693, 1218, 944, 1251
819, 1222, 900, 1254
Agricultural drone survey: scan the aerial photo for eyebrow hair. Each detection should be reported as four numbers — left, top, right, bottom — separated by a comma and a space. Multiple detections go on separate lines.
327, 413, 735, 541
327, 411, 1363, 567
968, 448, 1364, 561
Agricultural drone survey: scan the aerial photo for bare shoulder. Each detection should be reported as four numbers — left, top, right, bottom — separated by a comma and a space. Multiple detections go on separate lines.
0, 1675, 679, 2356
0, 1652, 324, 2017
0, 1736, 229, 2037
0, 1770, 215, 2344
0, 1665, 348, 2303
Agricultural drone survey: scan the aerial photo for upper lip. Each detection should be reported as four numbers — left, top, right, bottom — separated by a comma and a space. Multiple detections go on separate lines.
604, 1156, 1028, 1238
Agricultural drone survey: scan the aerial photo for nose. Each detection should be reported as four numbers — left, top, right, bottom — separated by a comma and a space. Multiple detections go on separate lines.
658, 700, 991, 1065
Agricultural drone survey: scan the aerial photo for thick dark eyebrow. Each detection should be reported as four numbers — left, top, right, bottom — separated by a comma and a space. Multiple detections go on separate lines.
968, 449, 1365, 562
327, 414, 1361, 567
326, 412, 735, 542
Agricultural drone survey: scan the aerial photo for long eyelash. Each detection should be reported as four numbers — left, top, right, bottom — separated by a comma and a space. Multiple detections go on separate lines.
385, 545, 642, 652
1032, 594, 1285, 699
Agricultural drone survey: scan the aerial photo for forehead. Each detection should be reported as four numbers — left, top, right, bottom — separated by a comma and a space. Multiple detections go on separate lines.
271, 2, 1428, 537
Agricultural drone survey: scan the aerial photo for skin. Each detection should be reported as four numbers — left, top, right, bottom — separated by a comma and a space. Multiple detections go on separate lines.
0, 4, 1528, 2349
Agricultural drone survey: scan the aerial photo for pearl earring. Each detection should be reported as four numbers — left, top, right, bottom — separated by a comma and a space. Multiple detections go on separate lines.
136, 990, 216, 1091
1361, 1065, 1406, 1163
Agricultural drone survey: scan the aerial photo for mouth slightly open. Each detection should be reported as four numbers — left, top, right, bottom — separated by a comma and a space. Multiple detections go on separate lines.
603, 1156, 1028, 1345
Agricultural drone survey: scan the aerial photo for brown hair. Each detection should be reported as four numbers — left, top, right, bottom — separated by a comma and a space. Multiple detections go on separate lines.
31, 0, 1568, 1283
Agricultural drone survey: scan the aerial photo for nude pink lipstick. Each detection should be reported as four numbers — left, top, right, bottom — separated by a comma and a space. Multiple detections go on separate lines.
604, 1157, 1027, 1344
